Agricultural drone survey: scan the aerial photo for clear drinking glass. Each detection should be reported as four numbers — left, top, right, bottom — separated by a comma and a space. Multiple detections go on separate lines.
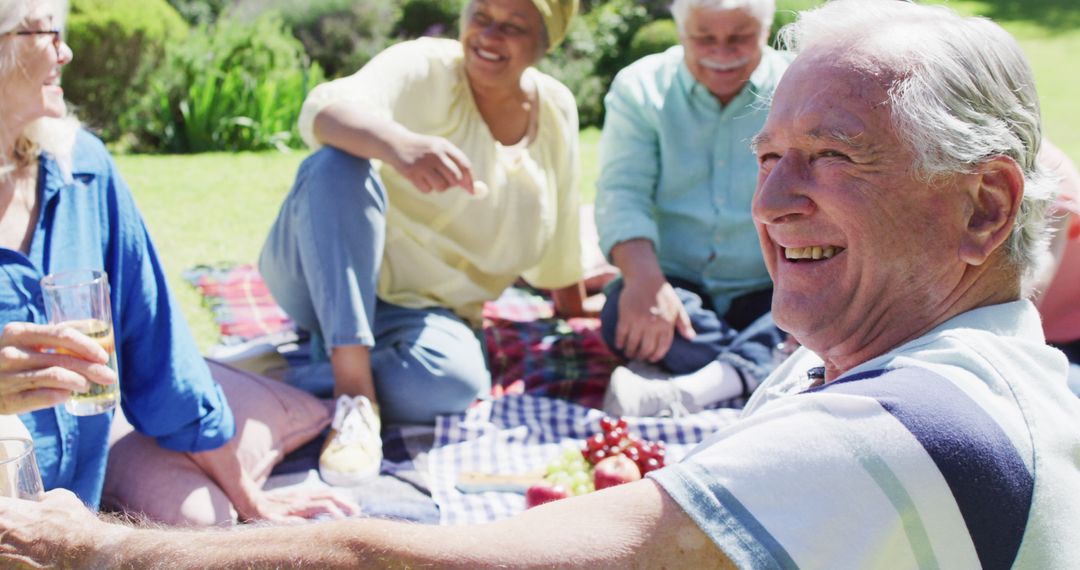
0, 438, 44, 500
40, 269, 120, 416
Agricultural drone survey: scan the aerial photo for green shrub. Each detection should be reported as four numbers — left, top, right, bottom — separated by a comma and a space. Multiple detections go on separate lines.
771, 0, 826, 43
64, 0, 188, 142
396, 0, 461, 38
540, 0, 649, 128
167, 0, 230, 25
626, 19, 678, 66
278, 0, 400, 78
122, 14, 323, 153
580, 0, 667, 16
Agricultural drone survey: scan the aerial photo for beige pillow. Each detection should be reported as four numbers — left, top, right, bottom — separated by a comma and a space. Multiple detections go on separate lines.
101, 359, 331, 526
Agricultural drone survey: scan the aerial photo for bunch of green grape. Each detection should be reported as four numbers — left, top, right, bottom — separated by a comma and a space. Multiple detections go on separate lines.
543, 447, 595, 496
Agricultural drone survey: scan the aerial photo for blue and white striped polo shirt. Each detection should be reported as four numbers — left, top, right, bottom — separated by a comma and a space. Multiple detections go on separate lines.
651, 300, 1080, 568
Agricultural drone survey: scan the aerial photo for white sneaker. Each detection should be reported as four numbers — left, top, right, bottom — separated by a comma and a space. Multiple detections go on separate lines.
602, 366, 703, 418
319, 395, 383, 486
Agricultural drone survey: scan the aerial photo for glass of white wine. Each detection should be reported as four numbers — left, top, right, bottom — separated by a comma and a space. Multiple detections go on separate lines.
39, 269, 120, 416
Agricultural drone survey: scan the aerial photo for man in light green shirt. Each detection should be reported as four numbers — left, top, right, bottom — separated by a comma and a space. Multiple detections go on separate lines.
596, 0, 792, 416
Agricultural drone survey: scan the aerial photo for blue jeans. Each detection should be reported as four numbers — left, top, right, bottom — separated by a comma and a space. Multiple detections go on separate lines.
600, 276, 785, 391
259, 147, 490, 424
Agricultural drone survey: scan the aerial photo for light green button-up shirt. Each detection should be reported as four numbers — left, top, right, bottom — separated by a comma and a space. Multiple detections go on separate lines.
595, 45, 792, 315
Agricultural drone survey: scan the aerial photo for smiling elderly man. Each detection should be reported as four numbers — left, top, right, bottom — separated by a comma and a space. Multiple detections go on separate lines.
596, 0, 791, 417
1, 1, 1077, 567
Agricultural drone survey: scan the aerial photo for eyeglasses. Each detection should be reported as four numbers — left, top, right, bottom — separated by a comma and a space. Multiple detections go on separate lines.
5, 29, 62, 55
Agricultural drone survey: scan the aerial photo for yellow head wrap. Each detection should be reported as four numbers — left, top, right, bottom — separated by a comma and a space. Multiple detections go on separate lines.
529, 0, 579, 52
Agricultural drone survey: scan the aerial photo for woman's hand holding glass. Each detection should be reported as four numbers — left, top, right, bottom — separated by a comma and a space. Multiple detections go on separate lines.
0, 322, 117, 415
388, 131, 476, 195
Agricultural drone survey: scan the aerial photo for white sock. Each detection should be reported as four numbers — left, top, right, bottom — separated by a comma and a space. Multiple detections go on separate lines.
669, 361, 745, 407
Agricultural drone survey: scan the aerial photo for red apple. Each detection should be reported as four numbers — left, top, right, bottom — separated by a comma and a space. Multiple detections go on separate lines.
525, 483, 571, 508
593, 453, 642, 490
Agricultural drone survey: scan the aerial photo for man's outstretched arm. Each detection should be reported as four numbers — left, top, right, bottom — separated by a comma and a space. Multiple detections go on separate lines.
0, 479, 732, 569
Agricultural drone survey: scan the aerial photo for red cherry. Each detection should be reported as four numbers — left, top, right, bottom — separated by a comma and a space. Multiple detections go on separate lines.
616, 417, 628, 430
599, 417, 617, 432
641, 457, 662, 474
589, 448, 609, 464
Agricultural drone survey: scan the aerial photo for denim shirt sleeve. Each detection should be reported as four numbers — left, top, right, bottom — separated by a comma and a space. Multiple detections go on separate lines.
91, 136, 235, 452
595, 63, 664, 259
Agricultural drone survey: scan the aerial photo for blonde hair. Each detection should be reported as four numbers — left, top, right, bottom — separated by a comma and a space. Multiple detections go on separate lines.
1, 0, 78, 180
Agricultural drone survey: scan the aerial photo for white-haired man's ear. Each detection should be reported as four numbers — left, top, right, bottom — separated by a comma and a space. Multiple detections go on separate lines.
958, 156, 1025, 266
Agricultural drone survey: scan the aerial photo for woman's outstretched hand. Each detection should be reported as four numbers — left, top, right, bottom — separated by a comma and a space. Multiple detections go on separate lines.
389, 133, 475, 195
239, 487, 362, 524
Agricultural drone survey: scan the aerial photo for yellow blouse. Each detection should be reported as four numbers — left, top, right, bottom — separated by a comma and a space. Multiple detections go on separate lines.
298, 38, 584, 325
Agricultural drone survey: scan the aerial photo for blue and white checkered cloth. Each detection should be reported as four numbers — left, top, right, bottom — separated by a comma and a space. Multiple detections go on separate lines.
429, 394, 743, 524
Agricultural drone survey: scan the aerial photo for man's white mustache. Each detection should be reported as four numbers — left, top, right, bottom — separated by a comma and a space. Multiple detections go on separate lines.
699, 55, 752, 72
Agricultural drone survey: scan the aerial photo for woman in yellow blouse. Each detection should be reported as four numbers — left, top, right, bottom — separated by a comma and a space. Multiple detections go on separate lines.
259, 0, 584, 486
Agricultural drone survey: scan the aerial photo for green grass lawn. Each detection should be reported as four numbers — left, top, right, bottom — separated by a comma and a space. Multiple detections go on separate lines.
120, 1, 1080, 351
116, 152, 305, 349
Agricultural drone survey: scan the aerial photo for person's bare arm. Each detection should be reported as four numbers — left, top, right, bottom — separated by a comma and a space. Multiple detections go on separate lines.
1029, 139, 1080, 302
1029, 210, 1071, 303
552, 281, 592, 318
609, 239, 695, 362
0, 480, 731, 569
313, 101, 474, 194
187, 442, 358, 524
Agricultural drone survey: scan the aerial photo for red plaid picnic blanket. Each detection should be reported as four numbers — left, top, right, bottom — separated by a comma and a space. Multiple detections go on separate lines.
183, 264, 295, 343
481, 287, 619, 409
185, 265, 619, 408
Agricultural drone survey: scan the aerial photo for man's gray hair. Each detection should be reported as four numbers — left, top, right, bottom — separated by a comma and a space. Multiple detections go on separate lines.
671, 0, 776, 36
777, 0, 1054, 281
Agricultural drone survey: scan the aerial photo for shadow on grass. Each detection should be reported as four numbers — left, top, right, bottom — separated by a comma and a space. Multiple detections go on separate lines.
977, 0, 1080, 32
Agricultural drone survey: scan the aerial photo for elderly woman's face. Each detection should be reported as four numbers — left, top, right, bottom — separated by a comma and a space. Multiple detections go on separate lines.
751, 53, 977, 363
0, 4, 71, 128
460, 0, 545, 90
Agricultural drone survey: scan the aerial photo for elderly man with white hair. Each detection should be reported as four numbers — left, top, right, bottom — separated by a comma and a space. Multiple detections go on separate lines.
595, 0, 791, 417
2, 1, 1077, 567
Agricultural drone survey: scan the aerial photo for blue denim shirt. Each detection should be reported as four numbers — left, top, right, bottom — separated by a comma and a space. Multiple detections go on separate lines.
595, 46, 792, 314
2, 130, 234, 508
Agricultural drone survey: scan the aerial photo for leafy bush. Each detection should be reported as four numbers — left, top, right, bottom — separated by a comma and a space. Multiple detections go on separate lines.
277, 0, 400, 79
580, 0, 668, 17
64, 0, 188, 142
166, 0, 230, 25
626, 19, 678, 65
771, 0, 826, 43
540, 0, 649, 127
396, 0, 461, 38
121, 14, 323, 153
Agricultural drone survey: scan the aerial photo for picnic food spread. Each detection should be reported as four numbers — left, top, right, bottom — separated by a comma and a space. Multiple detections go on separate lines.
525, 416, 667, 508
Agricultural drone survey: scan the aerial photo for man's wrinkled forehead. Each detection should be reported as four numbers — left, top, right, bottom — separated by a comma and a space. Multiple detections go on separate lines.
754, 48, 895, 151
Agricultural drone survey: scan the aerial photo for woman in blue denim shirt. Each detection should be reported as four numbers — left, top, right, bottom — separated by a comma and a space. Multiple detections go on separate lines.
0, 0, 353, 521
